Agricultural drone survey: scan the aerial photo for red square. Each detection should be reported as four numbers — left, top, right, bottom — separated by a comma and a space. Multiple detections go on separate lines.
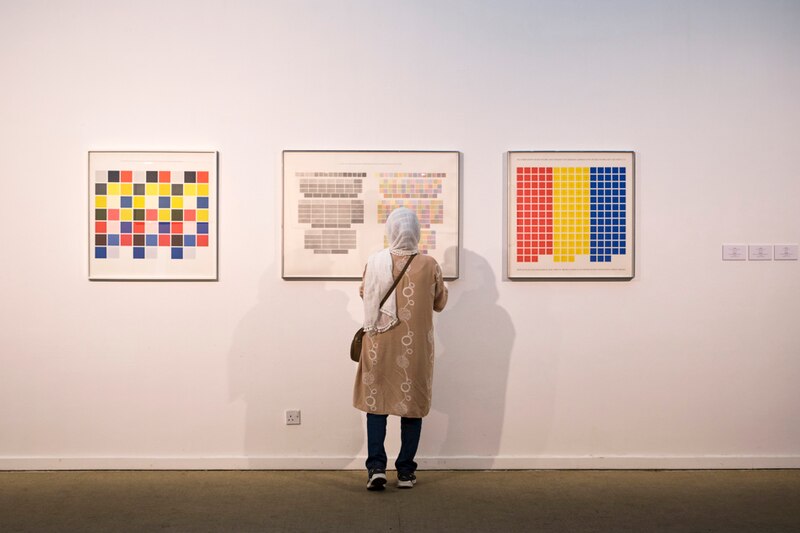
95, 221, 107, 233
120, 234, 132, 246
146, 209, 158, 221
159, 234, 171, 247
183, 209, 196, 221
133, 222, 145, 234
121, 171, 133, 183
107, 209, 119, 221
197, 171, 209, 183
171, 222, 183, 234
197, 235, 209, 247
159, 171, 171, 183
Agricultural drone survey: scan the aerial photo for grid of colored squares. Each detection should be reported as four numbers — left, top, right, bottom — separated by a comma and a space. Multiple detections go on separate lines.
376, 172, 446, 178
379, 179, 442, 198
295, 172, 366, 178
516, 167, 626, 263
305, 229, 357, 254
377, 200, 443, 228
299, 178, 363, 198
94, 170, 211, 260
298, 199, 364, 228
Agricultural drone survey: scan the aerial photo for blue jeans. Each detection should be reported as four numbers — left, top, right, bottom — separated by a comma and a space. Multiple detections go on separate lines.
365, 413, 422, 474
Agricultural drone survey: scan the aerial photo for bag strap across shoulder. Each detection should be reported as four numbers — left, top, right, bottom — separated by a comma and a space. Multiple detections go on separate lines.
379, 254, 417, 308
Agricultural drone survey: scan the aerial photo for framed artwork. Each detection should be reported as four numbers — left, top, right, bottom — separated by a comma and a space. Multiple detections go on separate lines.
88, 151, 218, 280
507, 151, 634, 280
283, 150, 460, 280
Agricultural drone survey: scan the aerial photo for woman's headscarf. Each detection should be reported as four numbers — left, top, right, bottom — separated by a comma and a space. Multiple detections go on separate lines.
363, 208, 420, 334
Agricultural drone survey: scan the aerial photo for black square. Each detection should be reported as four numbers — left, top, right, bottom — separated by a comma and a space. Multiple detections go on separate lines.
172, 184, 183, 196
107, 171, 120, 183
146, 171, 158, 183
171, 209, 183, 221
184, 171, 196, 183
95, 209, 107, 221
95, 183, 107, 195
133, 235, 145, 246
95, 234, 107, 245
171, 235, 183, 246
134, 184, 145, 195
134, 209, 145, 221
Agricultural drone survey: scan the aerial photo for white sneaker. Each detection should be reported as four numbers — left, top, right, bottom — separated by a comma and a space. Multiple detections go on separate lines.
367, 469, 387, 491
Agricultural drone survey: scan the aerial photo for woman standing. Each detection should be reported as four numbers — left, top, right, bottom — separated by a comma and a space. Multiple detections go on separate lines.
354, 208, 448, 491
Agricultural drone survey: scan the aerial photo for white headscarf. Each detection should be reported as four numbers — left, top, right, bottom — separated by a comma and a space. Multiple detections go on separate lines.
363, 208, 420, 334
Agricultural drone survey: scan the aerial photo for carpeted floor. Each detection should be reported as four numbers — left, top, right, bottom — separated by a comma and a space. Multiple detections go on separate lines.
1, 470, 799, 532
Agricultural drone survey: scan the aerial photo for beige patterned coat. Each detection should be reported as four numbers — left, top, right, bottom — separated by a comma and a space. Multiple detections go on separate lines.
353, 254, 448, 418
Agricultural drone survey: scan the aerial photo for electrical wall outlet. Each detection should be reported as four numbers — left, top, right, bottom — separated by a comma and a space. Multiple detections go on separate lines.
285, 410, 301, 425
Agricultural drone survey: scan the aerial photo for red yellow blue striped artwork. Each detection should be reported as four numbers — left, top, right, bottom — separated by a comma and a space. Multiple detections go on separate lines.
507, 152, 634, 280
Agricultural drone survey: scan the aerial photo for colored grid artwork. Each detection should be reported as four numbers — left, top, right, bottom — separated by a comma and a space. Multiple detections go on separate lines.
305, 230, 357, 254
299, 176, 363, 198
377, 200, 444, 228
379, 177, 443, 198
516, 167, 626, 263
93, 169, 210, 260
297, 173, 364, 254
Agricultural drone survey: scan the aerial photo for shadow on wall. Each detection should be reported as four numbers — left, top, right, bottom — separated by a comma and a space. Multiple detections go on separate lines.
423, 248, 516, 465
227, 262, 364, 468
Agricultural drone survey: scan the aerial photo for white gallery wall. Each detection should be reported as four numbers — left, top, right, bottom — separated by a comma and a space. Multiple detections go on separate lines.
1, 0, 798, 469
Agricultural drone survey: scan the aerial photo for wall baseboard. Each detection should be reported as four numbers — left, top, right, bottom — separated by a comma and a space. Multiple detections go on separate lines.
1, 455, 798, 471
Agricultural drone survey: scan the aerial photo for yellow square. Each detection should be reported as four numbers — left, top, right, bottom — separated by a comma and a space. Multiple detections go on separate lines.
197, 184, 209, 196
133, 196, 145, 208
95, 196, 107, 208
183, 183, 197, 196
120, 209, 133, 221
172, 196, 184, 209
196, 209, 209, 222
159, 209, 171, 221
146, 184, 158, 196
121, 183, 133, 196
159, 184, 171, 196
107, 183, 121, 196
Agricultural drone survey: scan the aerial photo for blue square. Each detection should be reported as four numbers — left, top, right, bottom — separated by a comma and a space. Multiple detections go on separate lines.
159, 197, 171, 208
620, 247, 626, 254
146, 234, 158, 246
108, 234, 120, 246
95, 247, 107, 259
121, 197, 133, 208
171, 247, 183, 260
197, 222, 209, 234
133, 247, 145, 259
121, 222, 132, 233
197, 197, 209, 209
184, 235, 196, 247
159, 222, 170, 234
